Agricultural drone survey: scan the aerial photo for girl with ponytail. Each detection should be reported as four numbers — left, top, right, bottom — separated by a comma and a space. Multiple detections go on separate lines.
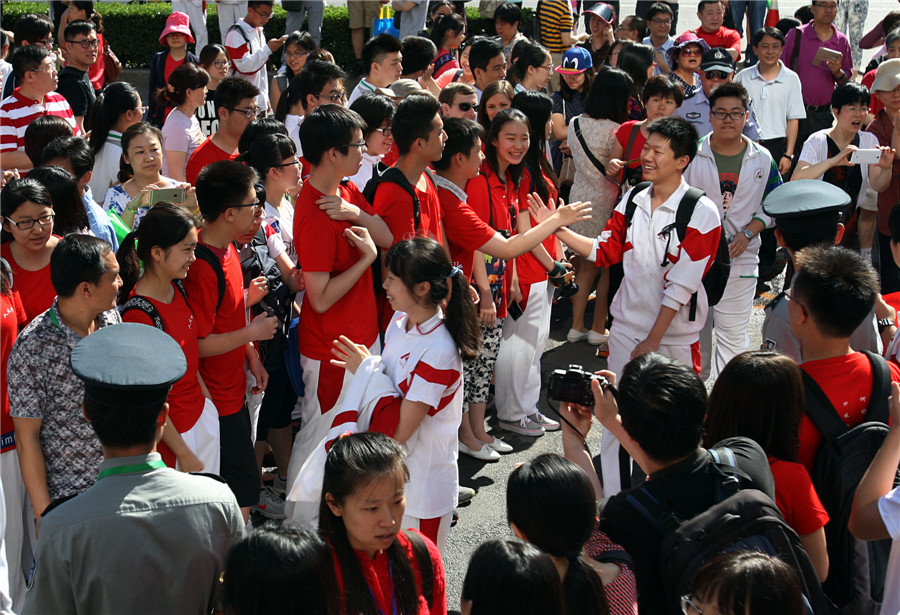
116, 203, 220, 474
331, 236, 479, 552
87, 81, 145, 198
507, 453, 637, 615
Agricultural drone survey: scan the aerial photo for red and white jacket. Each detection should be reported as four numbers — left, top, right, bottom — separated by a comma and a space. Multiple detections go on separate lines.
224, 18, 270, 111
587, 178, 722, 345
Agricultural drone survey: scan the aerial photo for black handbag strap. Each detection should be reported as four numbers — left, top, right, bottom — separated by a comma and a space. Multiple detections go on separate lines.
573, 117, 606, 176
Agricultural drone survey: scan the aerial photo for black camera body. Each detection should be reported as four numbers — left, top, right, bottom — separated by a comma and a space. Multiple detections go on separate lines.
548, 364, 607, 406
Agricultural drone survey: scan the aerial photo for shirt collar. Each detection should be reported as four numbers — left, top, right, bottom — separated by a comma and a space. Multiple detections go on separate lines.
749, 61, 786, 83
98, 452, 163, 475
433, 174, 468, 202
394, 308, 445, 337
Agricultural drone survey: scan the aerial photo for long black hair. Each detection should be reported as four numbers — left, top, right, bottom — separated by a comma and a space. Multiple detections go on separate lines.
507, 454, 611, 615
484, 107, 529, 189
384, 237, 481, 361
88, 82, 141, 154
430, 12, 465, 51
617, 42, 654, 102
26, 166, 88, 237
512, 90, 558, 203
319, 432, 420, 615
514, 42, 551, 84
115, 203, 199, 303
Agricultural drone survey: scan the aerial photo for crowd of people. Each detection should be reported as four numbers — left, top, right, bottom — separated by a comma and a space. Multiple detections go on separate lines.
1, 0, 900, 613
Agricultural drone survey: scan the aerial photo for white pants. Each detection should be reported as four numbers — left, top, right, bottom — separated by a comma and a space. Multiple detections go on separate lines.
602, 325, 698, 496
699, 276, 756, 381
216, 1, 248, 45
171, 1, 208, 52
495, 280, 553, 423
1, 451, 33, 613
176, 397, 221, 475
403, 511, 453, 555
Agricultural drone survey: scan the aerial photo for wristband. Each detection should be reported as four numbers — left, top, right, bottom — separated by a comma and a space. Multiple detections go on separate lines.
781, 154, 794, 161
878, 318, 895, 333
547, 260, 568, 278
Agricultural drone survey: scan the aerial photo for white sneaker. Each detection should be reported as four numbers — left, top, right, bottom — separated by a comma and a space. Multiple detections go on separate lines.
530, 411, 560, 432
499, 416, 545, 437
566, 328, 589, 343
253, 486, 286, 519
587, 330, 609, 346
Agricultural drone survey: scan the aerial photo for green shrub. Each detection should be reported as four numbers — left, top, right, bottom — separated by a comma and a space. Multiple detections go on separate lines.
1, 2, 531, 71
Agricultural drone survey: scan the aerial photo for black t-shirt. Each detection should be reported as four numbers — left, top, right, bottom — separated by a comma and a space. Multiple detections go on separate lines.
600, 437, 775, 615
56, 66, 96, 117
195, 88, 219, 138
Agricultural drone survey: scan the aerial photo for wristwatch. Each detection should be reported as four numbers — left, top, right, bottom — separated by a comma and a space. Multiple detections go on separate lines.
741, 229, 753, 240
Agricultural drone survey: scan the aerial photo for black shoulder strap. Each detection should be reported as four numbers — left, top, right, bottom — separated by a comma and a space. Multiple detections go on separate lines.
484, 172, 496, 230
802, 368, 851, 442
573, 117, 606, 177
673, 187, 707, 243
790, 26, 803, 73
193, 243, 226, 312
120, 295, 165, 331
863, 350, 891, 424
403, 530, 434, 608
624, 181, 652, 226
624, 123, 641, 161
592, 549, 636, 569
367, 165, 421, 231
707, 446, 747, 502
227, 22, 251, 48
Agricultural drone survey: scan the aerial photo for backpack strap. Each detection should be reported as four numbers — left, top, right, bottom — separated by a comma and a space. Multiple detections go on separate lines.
624, 123, 641, 162
624, 486, 683, 534
790, 26, 803, 73
801, 369, 852, 443
863, 350, 892, 424
366, 165, 421, 231
672, 187, 707, 321
193, 243, 226, 313
403, 530, 434, 608
623, 181, 652, 227
573, 117, 606, 177
592, 549, 636, 569
484, 173, 497, 230
120, 296, 166, 331
707, 446, 749, 502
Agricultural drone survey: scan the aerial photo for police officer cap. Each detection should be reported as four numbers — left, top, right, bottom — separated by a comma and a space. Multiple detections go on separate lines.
763, 180, 850, 220
70, 323, 187, 409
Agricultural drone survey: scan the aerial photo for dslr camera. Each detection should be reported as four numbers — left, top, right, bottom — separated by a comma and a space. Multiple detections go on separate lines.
548, 364, 607, 407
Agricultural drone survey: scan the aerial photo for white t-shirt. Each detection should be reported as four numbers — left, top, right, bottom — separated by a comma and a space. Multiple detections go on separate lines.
285, 114, 303, 159
88, 130, 122, 198
879, 487, 900, 615
264, 197, 296, 265
381, 309, 463, 519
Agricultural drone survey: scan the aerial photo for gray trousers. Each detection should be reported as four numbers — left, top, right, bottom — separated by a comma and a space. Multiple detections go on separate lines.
285, 1, 324, 46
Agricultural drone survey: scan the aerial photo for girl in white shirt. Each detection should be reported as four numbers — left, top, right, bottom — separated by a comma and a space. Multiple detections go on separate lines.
348, 93, 397, 190
331, 237, 480, 553
88, 82, 145, 198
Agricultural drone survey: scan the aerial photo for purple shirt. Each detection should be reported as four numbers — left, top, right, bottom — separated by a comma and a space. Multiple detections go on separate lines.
780, 23, 853, 106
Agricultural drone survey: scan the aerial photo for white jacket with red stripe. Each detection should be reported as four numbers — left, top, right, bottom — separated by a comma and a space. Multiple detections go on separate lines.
587, 178, 722, 346
224, 18, 270, 111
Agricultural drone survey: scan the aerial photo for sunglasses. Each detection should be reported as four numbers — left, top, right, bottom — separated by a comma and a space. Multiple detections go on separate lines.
680, 47, 703, 56
455, 102, 479, 112
704, 70, 731, 80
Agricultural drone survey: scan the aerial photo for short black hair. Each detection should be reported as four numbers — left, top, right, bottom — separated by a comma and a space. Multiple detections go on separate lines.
10, 44, 50, 81
647, 2, 675, 21
64, 18, 96, 41
708, 81, 750, 110
237, 117, 288, 155
13, 13, 52, 48
434, 117, 483, 171
831, 81, 870, 111
775, 17, 801, 36
279, 59, 346, 117
349, 93, 397, 139
42, 135, 95, 179
468, 37, 504, 74
195, 160, 260, 221
751, 26, 785, 47
401, 36, 438, 76
619, 353, 707, 463
362, 33, 403, 75
494, 2, 522, 25
50, 233, 113, 297
646, 116, 699, 164
0, 177, 53, 243
214, 76, 262, 113
299, 104, 368, 166
792, 245, 880, 338
392, 94, 442, 155
84, 396, 163, 448
643, 74, 684, 107
698, 0, 724, 12
584, 67, 632, 123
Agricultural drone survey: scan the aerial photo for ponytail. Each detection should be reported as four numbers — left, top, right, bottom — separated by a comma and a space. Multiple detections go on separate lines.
445, 269, 481, 361
115, 231, 141, 304
562, 556, 611, 615
89, 82, 141, 153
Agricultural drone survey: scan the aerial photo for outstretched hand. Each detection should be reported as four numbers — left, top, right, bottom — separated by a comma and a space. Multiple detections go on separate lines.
330, 335, 372, 374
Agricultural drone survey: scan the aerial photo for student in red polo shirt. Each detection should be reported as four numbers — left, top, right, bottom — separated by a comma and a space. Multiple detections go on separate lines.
285, 105, 392, 518
183, 160, 279, 522
689, 0, 741, 62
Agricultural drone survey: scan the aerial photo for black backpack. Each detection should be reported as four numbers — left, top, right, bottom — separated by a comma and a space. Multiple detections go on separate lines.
626, 446, 835, 615
802, 351, 900, 611
623, 181, 731, 321
120, 281, 188, 332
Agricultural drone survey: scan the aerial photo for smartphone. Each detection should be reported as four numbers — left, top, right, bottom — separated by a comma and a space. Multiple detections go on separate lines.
849, 149, 882, 165
149, 187, 186, 205
508, 301, 524, 321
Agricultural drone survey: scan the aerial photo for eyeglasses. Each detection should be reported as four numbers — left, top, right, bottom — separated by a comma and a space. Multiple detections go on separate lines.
212, 60, 230, 68
6, 213, 55, 231
134, 105, 149, 115
29, 59, 58, 75
345, 141, 367, 149
67, 38, 99, 49
704, 70, 731, 80
651, 18, 673, 25
229, 106, 264, 119
711, 109, 746, 121
375, 127, 393, 138
339, 141, 367, 153
35, 38, 54, 49
316, 91, 346, 103
785, 288, 808, 316
454, 102, 479, 112
273, 158, 300, 167
680, 47, 703, 56
540, 63, 554, 71
252, 7, 273, 18
232, 199, 264, 213
284, 50, 309, 59
680, 594, 703, 615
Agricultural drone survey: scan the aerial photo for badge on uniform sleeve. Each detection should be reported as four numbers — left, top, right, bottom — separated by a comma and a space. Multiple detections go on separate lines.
762, 338, 777, 350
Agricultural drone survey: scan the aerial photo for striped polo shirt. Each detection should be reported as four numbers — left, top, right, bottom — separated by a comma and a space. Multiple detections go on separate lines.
0, 90, 79, 156
537, 0, 574, 54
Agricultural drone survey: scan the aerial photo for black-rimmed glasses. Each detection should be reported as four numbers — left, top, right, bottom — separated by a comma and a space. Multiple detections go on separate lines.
229, 107, 264, 119
67, 38, 100, 49
6, 213, 55, 230
316, 91, 346, 103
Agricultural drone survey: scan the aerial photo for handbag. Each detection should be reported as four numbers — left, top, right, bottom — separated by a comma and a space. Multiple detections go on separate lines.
373, 5, 400, 38
103, 39, 122, 84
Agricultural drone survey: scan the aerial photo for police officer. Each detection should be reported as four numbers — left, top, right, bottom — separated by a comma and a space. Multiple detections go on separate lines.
24, 323, 245, 615
760, 180, 892, 360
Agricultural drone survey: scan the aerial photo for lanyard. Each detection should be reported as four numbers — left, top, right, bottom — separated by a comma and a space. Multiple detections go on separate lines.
97, 460, 167, 481
367, 556, 398, 615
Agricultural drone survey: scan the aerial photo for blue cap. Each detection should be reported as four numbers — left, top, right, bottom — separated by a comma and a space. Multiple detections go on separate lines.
70, 323, 187, 409
556, 46, 593, 74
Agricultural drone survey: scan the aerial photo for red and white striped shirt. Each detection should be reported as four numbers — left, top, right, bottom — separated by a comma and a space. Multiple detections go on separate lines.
0, 90, 79, 155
